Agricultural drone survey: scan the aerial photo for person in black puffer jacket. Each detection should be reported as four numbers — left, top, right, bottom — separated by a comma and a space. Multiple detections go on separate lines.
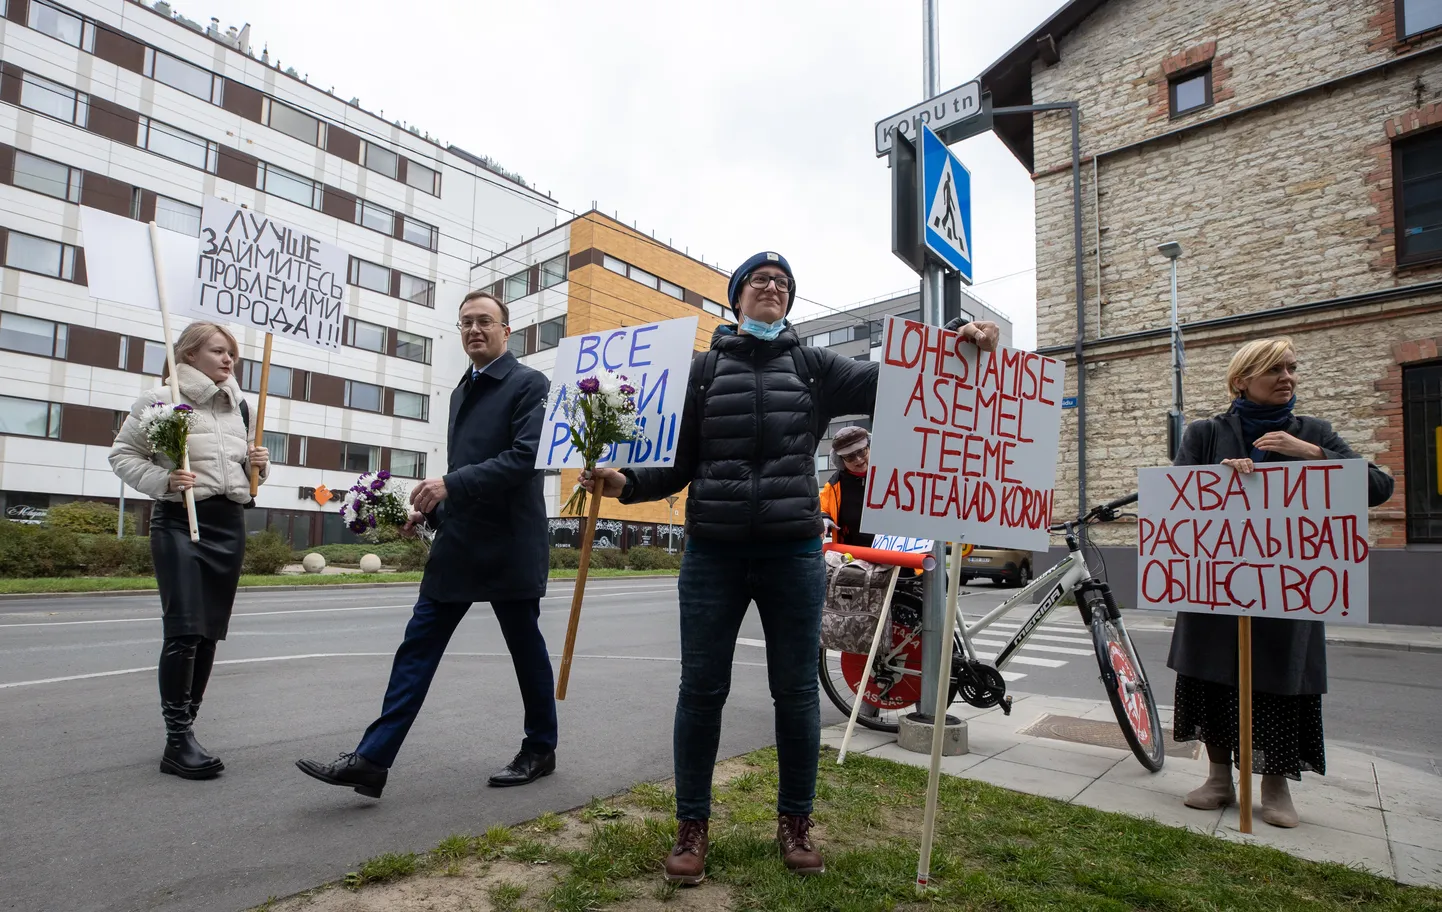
585, 251, 1000, 885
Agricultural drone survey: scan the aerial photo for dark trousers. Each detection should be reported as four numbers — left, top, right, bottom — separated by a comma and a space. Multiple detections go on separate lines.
673, 547, 826, 820
356, 595, 557, 768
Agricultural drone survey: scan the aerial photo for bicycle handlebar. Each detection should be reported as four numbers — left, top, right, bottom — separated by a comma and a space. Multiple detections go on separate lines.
1048, 491, 1139, 532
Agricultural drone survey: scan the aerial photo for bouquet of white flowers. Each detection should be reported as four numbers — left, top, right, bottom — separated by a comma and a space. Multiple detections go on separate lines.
548, 370, 643, 516
339, 470, 434, 548
138, 401, 195, 466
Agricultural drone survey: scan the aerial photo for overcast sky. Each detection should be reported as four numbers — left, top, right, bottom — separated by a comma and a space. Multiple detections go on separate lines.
220, 0, 1066, 348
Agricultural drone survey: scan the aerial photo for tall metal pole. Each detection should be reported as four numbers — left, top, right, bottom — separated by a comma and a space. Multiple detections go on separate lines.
116, 479, 125, 539
918, 0, 948, 722
1070, 104, 1087, 528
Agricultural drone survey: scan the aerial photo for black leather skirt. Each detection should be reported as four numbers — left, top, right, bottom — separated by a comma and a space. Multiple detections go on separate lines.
150, 498, 245, 640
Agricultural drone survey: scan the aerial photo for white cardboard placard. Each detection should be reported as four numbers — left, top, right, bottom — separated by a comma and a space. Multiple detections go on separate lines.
78, 207, 200, 311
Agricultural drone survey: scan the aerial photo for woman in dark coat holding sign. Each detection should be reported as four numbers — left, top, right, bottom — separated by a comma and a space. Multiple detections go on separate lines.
1167, 338, 1392, 827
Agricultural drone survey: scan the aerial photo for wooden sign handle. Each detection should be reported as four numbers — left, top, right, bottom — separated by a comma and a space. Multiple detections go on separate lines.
149, 221, 199, 543
1238, 616, 1254, 835
248, 332, 272, 496
555, 489, 604, 700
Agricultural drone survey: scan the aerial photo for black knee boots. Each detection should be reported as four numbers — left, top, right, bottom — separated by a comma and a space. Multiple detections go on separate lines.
158, 636, 223, 779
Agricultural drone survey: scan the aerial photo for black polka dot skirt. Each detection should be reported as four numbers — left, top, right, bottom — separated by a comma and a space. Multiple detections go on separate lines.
1172, 674, 1325, 780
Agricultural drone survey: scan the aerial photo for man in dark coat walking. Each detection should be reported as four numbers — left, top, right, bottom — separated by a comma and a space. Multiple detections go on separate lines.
296, 290, 557, 797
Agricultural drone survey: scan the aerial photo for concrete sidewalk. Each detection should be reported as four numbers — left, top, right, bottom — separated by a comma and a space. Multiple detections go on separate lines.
1118, 610, 1442, 653
824, 693, 1442, 888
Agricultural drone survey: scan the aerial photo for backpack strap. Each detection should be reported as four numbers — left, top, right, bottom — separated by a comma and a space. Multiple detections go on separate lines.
691, 350, 719, 423
240, 398, 250, 435
790, 346, 824, 440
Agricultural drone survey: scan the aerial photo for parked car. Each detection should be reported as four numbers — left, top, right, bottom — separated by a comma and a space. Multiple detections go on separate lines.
957, 545, 1033, 587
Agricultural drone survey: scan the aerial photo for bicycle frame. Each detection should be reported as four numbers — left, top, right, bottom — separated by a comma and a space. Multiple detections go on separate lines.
956, 544, 1093, 672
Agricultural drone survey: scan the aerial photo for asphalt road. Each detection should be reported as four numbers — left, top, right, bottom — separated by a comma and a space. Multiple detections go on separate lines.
2, 579, 1438, 912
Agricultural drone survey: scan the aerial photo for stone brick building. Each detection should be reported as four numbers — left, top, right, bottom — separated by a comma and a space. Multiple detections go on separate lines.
976, 0, 1442, 622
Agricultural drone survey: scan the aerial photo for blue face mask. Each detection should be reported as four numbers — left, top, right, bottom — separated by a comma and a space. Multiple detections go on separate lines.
739, 315, 787, 341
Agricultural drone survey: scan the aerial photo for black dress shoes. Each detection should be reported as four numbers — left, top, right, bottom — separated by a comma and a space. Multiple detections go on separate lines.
487, 750, 556, 787
296, 751, 388, 798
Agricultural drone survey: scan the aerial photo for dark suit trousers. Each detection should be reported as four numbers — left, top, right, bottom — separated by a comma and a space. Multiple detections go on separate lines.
356, 595, 558, 768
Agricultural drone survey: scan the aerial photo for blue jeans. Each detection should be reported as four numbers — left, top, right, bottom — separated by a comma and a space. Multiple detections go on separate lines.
673, 547, 826, 820
357, 595, 557, 768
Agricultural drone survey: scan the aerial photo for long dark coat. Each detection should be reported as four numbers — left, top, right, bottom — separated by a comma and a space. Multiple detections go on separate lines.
420, 353, 550, 604
1165, 412, 1395, 695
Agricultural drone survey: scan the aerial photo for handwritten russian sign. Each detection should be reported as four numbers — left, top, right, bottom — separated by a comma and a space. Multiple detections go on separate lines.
1136, 461, 1370, 625
187, 197, 347, 348
862, 317, 1065, 552
539, 316, 698, 469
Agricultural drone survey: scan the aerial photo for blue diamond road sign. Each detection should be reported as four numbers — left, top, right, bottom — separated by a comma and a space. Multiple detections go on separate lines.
919, 124, 973, 283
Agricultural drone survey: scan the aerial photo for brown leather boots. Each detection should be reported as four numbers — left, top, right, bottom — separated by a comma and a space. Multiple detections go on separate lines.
664, 815, 826, 885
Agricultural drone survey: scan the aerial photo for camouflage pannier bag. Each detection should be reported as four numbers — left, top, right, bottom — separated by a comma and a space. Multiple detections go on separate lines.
821, 550, 894, 654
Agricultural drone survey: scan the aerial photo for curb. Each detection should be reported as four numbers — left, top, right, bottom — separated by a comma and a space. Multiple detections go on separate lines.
0, 573, 680, 601
1118, 613, 1442, 655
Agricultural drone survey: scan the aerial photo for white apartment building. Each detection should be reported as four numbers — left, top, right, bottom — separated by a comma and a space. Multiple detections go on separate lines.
0, 0, 557, 546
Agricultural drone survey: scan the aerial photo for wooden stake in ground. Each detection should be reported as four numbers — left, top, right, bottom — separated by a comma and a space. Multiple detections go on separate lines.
555, 489, 603, 700
1238, 615, 1254, 835
917, 543, 964, 888
148, 222, 199, 543
248, 332, 273, 496
837, 564, 901, 765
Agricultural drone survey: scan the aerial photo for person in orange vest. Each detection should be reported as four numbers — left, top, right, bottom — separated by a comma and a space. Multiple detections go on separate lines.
818, 426, 874, 548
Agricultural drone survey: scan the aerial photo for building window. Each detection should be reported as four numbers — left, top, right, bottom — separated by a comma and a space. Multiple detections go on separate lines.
701, 298, 728, 318
503, 271, 530, 302
602, 254, 627, 275
398, 273, 434, 307
405, 160, 439, 195
5, 232, 76, 280
658, 278, 684, 300
29, 1, 91, 49
540, 255, 567, 288
12, 150, 80, 202
239, 360, 293, 397
629, 267, 659, 290
814, 455, 829, 473
400, 215, 437, 250
267, 100, 321, 146
389, 448, 425, 478
1169, 67, 1212, 118
259, 163, 322, 210
362, 143, 399, 179
21, 73, 86, 125
147, 49, 216, 102
506, 328, 528, 358
1399, 0, 1442, 38
154, 196, 202, 236
356, 200, 393, 234
142, 339, 167, 375
392, 389, 428, 420
344, 380, 383, 412
345, 319, 387, 354
1395, 128, 1442, 265
140, 117, 214, 171
349, 258, 391, 294
0, 312, 67, 357
0, 395, 61, 439
262, 430, 288, 464
395, 330, 431, 364
341, 442, 379, 472
537, 316, 566, 352
1403, 361, 1442, 542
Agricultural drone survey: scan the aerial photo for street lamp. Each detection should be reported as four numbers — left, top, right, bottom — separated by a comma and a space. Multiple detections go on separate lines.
1158, 241, 1184, 460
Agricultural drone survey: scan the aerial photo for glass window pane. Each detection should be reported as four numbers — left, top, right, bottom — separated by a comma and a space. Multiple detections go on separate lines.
540, 255, 567, 288
143, 340, 167, 374
658, 278, 684, 299
702, 298, 727, 318
354, 259, 390, 293
346, 320, 386, 353
507, 329, 528, 358
401, 217, 435, 248
154, 196, 201, 236
21, 73, 75, 121
0, 395, 52, 437
261, 164, 316, 208
357, 201, 392, 233
504, 273, 529, 302
1405, 0, 1442, 36
12, 151, 71, 200
144, 119, 208, 168
364, 143, 398, 179
395, 330, 430, 364
152, 52, 213, 100
602, 255, 626, 275
29, 1, 84, 46
344, 381, 382, 412
390, 449, 424, 478
239, 359, 261, 392
267, 365, 293, 397
537, 317, 565, 351
1173, 73, 1208, 113
629, 267, 658, 289
405, 160, 437, 193
341, 443, 378, 472
398, 273, 434, 307
393, 389, 427, 419
0, 313, 58, 356
54, 323, 67, 358
269, 101, 319, 145
6, 233, 64, 277
262, 431, 287, 462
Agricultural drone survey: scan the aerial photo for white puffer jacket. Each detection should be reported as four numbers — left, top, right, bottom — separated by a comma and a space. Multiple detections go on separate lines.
109, 363, 268, 504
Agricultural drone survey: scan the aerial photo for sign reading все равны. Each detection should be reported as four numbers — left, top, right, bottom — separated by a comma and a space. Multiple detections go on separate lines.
862, 317, 1065, 552
188, 197, 347, 348
539, 316, 698, 469
1136, 461, 1370, 625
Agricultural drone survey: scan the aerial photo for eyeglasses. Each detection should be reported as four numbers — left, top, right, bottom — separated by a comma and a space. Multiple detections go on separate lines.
457, 318, 507, 332
840, 448, 870, 464
747, 273, 792, 292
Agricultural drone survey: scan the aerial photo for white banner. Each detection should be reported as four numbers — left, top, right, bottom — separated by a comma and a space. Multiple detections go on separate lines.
539, 316, 698, 469
77, 207, 200, 311
870, 535, 934, 554
1136, 461, 1370, 625
862, 317, 1065, 552
190, 197, 347, 348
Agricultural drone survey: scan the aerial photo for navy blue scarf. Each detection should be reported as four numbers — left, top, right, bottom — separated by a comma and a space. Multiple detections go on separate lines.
1230, 396, 1295, 462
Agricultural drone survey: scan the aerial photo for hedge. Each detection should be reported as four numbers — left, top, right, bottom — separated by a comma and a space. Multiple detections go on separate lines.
548, 546, 680, 572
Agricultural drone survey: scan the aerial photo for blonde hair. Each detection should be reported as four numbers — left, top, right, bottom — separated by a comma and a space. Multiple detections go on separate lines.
1225, 337, 1296, 400
174, 321, 239, 367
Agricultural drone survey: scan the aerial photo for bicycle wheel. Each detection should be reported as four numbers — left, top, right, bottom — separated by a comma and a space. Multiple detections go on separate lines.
1087, 598, 1165, 771
819, 611, 965, 732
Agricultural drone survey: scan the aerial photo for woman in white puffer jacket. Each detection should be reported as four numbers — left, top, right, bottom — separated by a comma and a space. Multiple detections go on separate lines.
110, 321, 269, 780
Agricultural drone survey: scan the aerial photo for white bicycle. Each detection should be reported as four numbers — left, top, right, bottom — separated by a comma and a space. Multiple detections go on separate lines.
819, 492, 1165, 772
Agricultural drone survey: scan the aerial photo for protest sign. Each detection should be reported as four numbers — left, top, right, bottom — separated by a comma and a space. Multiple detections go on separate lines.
539, 316, 698, 470
78, 207, 200, 311
870, 535, 934, 554
1136, 460, 1370, 625
189, 197, 347, 349
863, 317, 1065, 552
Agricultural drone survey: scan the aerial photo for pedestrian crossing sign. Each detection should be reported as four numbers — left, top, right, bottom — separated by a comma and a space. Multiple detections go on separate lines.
920, 124, 973, 282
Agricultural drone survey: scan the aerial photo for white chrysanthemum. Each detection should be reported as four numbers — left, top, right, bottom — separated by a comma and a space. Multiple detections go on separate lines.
597, 371, 621, 395
138, 403, 171, 429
